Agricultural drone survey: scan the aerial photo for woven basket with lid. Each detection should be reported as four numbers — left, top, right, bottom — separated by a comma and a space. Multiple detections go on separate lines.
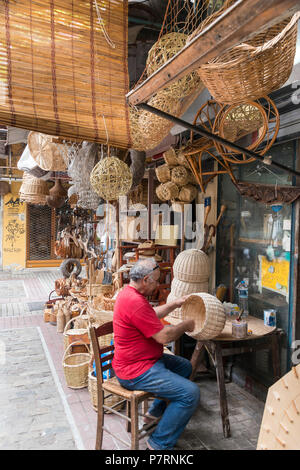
173, 249, 210, 283
181, 293, 226, 340
62, 341, 90, 389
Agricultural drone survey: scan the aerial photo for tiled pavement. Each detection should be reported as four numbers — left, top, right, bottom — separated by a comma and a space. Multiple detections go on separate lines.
0, 269, 265, 451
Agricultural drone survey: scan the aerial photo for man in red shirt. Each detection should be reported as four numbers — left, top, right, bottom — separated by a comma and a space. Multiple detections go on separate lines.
113, 258, 200, 450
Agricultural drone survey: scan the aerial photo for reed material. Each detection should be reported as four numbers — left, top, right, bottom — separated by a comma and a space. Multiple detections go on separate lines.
173, 249, 210, 283
62, 341, 90, 389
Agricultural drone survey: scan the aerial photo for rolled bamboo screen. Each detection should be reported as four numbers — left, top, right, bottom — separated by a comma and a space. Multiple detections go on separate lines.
0, 0, 131, 148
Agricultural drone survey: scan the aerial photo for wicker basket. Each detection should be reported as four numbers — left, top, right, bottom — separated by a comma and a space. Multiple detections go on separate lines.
176, 149, 190, 169
171, 166, 193, 186
19, 172, 49, 205
62, 341, 90, 389
178, 184, 198, 203
102, 296, 116, 312
146, 32, 201, 100
28, 131, 67, 171
43, 307, 52, 323
156, 181, 179, 202
63, 317, 90, 351
90, 157, 132, 201
138, 240, 155, 256
173, 249, 210, 283
155, 164, 171, 183
88, 370, 123, 413
181, 293, 226, 340
197, 14, 300, 104
163, 148, 178, 167
171, 278, 209, 297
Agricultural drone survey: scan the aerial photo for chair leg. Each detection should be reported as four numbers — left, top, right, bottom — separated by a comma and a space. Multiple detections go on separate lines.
95, 389, 104, 450
131, 397, 139, 450
141, 398, 148, 416
126, 400, 131, 433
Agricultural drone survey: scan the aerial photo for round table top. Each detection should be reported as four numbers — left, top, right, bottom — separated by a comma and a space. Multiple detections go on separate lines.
165, 314, 276, 342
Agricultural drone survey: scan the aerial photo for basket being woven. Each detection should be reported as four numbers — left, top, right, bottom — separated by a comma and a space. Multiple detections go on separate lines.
173, 249, 210, 283
197, 14, 300, 104
62, 341, 90, 389
90, 157, 132, 201
181, 293, 226, 340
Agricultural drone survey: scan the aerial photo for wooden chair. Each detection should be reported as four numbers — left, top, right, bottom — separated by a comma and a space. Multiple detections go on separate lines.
89, 321, 159, 450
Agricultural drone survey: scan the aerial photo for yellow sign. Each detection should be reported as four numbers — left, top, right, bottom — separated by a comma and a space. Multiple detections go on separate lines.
260, 255, 289, 296
2, 191, 26, 269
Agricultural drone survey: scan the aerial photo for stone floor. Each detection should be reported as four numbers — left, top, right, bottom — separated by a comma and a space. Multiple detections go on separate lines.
0, 268, 265, 451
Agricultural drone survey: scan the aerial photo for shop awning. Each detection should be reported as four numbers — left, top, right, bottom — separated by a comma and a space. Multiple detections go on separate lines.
0, 0, 131, 148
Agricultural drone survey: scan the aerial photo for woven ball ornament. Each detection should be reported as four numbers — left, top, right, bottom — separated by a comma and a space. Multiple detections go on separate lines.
90, 157, 132, 201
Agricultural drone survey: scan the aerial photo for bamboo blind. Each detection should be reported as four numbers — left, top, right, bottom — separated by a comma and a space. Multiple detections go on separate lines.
0, 0, 131, 148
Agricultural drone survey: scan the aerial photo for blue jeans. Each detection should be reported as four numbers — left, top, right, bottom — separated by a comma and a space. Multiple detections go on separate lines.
116, 353, 200, 450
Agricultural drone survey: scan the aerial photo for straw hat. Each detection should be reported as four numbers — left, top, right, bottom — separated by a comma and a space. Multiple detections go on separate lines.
28, 132, 67, 171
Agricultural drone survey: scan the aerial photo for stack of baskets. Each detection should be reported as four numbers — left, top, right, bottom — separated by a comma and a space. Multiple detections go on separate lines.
167, 249, 210, 320
155, 147, 198, 204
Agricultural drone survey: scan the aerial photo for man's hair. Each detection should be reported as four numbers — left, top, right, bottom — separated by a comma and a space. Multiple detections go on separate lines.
129, 258, 157, 282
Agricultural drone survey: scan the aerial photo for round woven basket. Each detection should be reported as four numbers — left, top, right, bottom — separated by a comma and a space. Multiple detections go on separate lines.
171, 278, 209, 297
178, 184, 198, 203
181, 293, 226, 340
156, 181, 179, 202
63, 317, 89, 351
171, 166, 193, 186
163, 148, 178, 167
90, 157, 132, 201
197, 14, 300, 104
19, 172, 49, 205
138, 90, 182, 150
88, 370, 123, 413
155, 164, 171, 183
173, 249, 210, 283
28, 132, 67, 171
146, 32, 201, 100
62, 341, 90, 389
176, 149, 190, 169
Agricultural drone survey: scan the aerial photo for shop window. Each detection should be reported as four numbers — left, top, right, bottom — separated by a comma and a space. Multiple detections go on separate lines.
216, 140, 296, 383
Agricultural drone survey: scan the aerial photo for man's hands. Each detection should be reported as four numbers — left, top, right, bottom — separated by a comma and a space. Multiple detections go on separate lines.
172, 295, 190, 309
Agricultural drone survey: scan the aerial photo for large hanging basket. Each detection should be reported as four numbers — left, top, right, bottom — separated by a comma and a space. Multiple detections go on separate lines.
90, 157, 132, 201
19, 171, 49, 205
197, 14, 300, 104
146, 32, 201, 100
173, 249, 210, 283
62, 341, 90, 389
28, 132, 67, 171
181, 293, 226, 340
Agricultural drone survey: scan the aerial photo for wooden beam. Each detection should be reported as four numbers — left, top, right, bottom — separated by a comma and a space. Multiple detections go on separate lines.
127, 0, 300, 106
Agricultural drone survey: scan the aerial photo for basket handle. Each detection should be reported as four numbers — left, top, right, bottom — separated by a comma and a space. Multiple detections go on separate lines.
247, 12, 300, 56
63, 316, 76, 334
62, 340, 90, 364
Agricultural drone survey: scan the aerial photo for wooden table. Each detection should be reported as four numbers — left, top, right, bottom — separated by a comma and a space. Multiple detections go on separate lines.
169, 314, 283, 438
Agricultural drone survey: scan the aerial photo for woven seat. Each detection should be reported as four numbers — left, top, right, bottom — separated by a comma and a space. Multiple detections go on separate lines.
89, 321, 160, 450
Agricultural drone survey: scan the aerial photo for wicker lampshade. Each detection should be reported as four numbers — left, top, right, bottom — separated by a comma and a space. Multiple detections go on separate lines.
182, 293, 226, 340
171, 278, 209, 297
90, 156, 132, 201
19, 172, 49, 205
173, 249, 210, 283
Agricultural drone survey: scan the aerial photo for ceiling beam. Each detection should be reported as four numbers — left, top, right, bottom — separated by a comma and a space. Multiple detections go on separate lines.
127, 0, 300, 106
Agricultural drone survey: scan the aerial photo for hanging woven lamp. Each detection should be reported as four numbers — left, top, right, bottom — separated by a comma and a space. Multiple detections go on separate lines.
19, 172, 49, 205
90, 156, 132, 201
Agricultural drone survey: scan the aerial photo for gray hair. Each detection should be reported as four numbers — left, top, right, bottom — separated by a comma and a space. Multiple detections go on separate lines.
129, 258, 157, 282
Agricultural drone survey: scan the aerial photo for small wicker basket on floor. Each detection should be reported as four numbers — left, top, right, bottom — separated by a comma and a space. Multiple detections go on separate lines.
62, 341, 90, 389
88, 370, 123, 413
181, 293, 226, 340
63, 317, 90, 351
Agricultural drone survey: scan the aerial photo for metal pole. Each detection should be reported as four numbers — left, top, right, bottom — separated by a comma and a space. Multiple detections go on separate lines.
137, 103, 300, 178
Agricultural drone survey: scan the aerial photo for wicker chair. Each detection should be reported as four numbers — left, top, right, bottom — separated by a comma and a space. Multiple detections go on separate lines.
89, 322, 159, 450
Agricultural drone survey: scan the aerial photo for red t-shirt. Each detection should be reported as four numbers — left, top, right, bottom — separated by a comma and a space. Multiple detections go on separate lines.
112, 285, 164, 380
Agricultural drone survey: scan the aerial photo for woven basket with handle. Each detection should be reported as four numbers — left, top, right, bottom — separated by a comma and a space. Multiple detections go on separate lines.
181, 293, 226, 340
197, 13, 300, 104
62, 341, 90, 389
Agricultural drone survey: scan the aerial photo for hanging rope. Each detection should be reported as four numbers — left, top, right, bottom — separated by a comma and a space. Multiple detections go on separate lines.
94, 0, 116, 49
